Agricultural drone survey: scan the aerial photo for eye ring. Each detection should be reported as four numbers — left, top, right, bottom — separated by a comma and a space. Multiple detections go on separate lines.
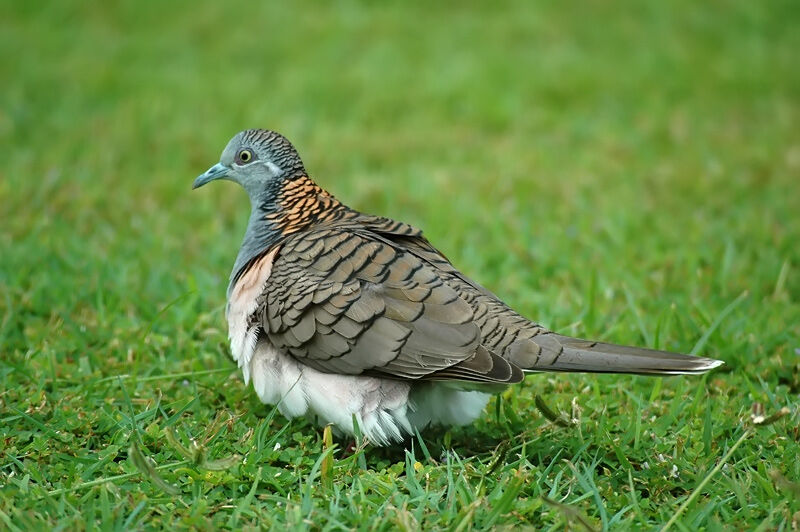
237, 149, 254, 164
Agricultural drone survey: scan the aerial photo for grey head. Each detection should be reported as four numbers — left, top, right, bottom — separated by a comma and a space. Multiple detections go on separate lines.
193, 129, 306, 201
193, 129, 310, 289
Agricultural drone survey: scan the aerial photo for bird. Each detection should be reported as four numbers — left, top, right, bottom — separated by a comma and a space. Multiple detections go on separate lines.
193, 128, 723, 446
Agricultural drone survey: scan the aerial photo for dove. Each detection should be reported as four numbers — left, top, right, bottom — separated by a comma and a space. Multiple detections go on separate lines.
193, 129, 723, 445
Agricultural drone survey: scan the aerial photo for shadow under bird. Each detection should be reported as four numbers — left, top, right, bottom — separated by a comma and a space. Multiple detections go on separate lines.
192, 129, 723, 446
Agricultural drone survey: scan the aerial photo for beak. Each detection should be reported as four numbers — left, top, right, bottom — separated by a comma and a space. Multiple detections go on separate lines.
192, 163, 229, 190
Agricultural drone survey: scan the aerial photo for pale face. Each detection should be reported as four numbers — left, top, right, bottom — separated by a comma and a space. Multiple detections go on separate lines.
193, 131, 285, 197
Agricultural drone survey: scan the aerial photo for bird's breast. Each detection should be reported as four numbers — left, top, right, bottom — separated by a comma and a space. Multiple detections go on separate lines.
226, 246, 280, 380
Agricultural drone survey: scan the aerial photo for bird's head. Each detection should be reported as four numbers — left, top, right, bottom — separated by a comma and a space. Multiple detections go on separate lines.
193, 129, 306, 198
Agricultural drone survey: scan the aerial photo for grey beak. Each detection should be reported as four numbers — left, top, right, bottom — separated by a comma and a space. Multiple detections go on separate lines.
192, 163, 229, 189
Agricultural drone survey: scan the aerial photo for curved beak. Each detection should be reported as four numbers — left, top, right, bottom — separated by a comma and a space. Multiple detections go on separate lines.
192, 163, 229, 189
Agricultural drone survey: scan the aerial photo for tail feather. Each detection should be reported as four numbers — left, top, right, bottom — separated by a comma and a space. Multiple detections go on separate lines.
512, 333, 724, 375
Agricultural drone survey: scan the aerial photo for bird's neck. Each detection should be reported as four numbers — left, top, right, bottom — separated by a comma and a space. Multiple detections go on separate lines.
229, 175, 347, 291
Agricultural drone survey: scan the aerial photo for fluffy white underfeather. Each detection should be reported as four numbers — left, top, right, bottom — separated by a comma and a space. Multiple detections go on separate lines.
408, 384, 492, 428
246, 340, 490, 444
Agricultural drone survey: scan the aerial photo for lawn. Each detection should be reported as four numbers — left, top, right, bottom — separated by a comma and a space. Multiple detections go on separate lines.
1, 0, 799, 529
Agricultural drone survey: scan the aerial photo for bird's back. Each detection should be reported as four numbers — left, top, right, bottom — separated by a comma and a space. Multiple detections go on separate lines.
260, 190, 722, 377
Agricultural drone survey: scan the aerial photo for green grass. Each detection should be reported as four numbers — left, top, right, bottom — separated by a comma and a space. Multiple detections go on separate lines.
2, 0, 799, 529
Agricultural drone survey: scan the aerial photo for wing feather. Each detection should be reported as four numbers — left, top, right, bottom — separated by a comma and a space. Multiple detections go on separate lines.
258, 226, 523, 383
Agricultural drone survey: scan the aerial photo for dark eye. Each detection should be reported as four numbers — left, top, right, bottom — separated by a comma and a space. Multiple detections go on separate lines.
237, 149, 254, 164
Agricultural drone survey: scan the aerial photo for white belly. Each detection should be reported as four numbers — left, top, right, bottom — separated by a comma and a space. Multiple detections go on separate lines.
247, 339, 491, 445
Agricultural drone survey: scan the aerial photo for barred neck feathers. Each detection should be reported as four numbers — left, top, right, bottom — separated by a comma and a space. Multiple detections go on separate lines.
265, 176, 348, 235
229, 175, 348, 293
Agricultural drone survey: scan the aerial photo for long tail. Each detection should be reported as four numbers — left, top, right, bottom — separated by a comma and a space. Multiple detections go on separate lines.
518, 333, 723, 375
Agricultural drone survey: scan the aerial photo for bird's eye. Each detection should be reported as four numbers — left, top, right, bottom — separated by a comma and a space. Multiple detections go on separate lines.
237, 149, 254, 164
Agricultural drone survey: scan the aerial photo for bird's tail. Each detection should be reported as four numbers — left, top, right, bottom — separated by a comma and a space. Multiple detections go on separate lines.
516, 333, 723, 375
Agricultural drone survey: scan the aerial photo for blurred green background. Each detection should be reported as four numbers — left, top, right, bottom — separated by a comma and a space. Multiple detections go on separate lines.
1, 1, 799, 529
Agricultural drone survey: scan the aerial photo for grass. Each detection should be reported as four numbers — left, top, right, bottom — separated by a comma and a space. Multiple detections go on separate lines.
1, 0, 799, 529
